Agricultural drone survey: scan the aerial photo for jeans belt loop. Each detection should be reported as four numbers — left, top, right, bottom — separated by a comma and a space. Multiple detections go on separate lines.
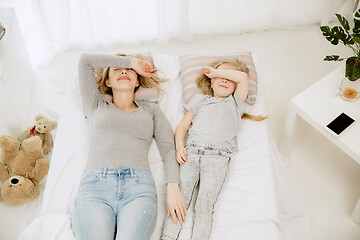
117, 167, 122, 176
102, 168, 107, 178
130, 168, 134, 178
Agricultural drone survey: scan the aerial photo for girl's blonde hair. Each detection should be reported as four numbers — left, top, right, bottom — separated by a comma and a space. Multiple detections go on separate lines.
95, 53, 166, 96
196, 58, 267, 122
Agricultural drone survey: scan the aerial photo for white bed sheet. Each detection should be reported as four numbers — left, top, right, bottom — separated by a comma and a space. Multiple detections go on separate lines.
18, 54, 310, 240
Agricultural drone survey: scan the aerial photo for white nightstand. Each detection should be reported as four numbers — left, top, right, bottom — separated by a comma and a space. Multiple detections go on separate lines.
0, 8, 34, 137
280, 64, 360, 223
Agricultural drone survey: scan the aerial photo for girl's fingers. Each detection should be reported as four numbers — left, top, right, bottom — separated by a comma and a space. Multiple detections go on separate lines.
180, 151, 187, 162
201, 67, 207, 74
177, 157, 185, 165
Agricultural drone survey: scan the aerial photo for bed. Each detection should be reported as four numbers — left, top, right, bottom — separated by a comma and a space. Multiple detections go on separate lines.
18, 54, 310, 240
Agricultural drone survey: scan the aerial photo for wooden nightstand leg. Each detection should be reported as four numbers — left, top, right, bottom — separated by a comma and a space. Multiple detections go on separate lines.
280, 103, 297, 157
351, 198, 360, 224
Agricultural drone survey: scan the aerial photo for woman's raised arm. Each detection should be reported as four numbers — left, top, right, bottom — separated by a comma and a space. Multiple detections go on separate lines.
78, 53, 131, 117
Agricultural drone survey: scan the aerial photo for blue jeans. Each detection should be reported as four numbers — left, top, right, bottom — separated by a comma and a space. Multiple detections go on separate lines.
72, 167, 158, 240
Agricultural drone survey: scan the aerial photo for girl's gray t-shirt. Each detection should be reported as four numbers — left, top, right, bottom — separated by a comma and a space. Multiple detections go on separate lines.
78, 53, 179, 183
184, 94, 248, 154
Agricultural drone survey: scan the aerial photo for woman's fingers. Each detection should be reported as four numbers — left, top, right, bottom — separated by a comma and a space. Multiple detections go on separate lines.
175, 203, 187, 224
170, 209, 178, 224
182, 202, 187, 216
178, 206, 186, 223
145, 63, 152, 72
166, 183, 187, 225
176, 209, 183, 224
133, 58, 155, 77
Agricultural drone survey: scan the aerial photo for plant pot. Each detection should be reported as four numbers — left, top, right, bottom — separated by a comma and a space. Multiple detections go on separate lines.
345, 57, 360, 81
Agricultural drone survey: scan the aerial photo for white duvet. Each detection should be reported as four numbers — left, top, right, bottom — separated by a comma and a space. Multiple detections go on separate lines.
18, 55, 310, 240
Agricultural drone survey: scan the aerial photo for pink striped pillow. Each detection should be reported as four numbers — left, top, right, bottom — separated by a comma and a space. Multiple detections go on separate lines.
179, 53, 258, 105
134, 86, 159, 103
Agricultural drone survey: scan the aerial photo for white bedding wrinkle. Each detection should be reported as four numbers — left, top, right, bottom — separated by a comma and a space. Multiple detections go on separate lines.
18, 54, 309, 240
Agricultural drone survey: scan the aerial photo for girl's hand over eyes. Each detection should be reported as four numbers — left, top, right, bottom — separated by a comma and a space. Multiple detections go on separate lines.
201, 66, 217, 78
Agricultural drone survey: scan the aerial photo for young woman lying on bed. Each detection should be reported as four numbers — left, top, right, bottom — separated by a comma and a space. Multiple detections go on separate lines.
72, 53, 186, 240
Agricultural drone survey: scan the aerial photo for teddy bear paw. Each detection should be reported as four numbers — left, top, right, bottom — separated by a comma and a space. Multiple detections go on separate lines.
22, 136, 42, 153
0, 135, 20, 151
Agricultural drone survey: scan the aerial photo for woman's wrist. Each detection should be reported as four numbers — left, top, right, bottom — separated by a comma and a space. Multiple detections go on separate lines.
130, 57, 138, 70
167, 182, 179, 187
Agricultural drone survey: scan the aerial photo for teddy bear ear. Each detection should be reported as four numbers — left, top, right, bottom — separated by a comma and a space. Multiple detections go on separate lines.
51, 121, 58, 130
35, 114, 44, 121
29, 187, 40, 200
0, 163, 9, 183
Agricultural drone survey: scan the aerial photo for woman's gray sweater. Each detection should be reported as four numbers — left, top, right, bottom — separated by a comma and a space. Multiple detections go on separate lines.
78, 53, 179, 183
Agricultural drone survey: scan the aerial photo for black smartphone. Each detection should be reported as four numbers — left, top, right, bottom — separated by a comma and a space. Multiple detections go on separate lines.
325, 112, 356, 137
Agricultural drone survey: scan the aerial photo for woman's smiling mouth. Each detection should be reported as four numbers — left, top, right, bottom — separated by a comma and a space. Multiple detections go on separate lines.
117, 76, 130, 81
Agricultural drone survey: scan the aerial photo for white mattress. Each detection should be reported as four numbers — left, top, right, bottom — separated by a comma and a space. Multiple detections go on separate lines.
18, 54, 310, 240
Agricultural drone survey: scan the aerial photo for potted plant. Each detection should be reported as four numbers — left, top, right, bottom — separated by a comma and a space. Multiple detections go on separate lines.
320, 9, 360, 81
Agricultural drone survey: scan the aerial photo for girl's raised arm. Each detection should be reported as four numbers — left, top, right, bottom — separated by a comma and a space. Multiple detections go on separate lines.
201, 66, 249, 102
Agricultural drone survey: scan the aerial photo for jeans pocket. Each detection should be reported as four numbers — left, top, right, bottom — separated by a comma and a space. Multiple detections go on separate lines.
80, 173, 101, 184
135, 174, 155, 186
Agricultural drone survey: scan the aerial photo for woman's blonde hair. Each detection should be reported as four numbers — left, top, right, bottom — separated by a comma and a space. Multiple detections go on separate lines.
95, 53, 166, 96
195, 58, 267, 121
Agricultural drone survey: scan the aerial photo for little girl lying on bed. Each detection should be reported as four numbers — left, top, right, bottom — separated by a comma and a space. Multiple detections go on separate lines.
161, 58, 266, 240
72, 53, 186, 240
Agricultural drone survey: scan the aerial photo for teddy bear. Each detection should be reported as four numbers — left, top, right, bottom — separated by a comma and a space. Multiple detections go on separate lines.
0, 135, 49, 205
19, 114, 57, 154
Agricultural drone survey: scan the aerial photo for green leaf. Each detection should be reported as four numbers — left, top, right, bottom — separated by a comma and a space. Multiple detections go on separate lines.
353, 19, 360, 35
352, 35, 360, 44
320, 26, 339, 45
324, 55, 345, 61
336, 13, 350, 31
332, 26, 351, 44
332, 26, 355, 45
345, 34, 355, 45
355, 9, 360, 19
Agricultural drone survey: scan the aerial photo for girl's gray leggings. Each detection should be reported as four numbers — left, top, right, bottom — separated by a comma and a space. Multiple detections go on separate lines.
161, 145, 231, 240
